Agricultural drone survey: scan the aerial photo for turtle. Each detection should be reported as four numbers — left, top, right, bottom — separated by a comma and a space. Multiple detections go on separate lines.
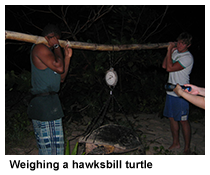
79, 124, 145, 155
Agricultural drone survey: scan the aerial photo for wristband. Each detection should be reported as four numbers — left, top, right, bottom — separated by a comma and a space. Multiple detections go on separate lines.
54, 44, 60, 49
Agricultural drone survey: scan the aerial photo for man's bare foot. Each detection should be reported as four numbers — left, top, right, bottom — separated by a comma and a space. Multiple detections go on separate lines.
169, 144, 180, 150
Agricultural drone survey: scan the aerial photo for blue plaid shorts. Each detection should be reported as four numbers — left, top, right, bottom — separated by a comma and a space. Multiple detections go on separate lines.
32, 118, 64, 155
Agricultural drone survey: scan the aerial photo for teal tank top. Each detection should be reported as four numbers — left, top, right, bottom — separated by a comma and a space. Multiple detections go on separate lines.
27, 44, 64, 121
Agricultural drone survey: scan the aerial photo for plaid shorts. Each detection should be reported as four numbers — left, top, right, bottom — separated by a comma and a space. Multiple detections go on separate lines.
32, 118, 64, 155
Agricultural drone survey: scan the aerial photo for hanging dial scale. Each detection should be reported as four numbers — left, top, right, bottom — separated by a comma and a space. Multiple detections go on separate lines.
105, 67, 118, 87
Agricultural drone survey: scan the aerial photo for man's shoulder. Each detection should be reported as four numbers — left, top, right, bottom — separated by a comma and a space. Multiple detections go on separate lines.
33, 43, 48, 50
174, 50, 193, 59
179, 50, 192, 56
181, 51, 193, 60
32, 44, 51, 55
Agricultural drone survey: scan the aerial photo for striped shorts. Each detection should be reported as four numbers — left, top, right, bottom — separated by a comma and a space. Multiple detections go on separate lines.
32, 118, 64, 155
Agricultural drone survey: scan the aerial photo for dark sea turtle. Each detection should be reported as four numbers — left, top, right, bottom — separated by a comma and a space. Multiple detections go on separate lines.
79, 124, 145, 155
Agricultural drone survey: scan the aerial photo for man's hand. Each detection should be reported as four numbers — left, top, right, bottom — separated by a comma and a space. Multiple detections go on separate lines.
173, 84, 184, 97
45, 33, 60, 48
167, 42, 176, 51
47, 36, 60, 48
184, 84, 203, 95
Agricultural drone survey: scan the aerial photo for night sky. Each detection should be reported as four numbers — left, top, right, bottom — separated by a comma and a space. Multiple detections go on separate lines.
5, 5, 205, 86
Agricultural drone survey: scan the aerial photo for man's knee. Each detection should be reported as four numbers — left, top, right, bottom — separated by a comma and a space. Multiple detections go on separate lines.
180, 120, 190, 126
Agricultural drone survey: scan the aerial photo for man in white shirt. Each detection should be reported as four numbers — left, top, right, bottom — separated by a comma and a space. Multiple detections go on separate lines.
162, 32, 194, 154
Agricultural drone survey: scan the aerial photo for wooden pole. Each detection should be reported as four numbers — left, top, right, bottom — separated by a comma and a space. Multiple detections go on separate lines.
5, 30, 170, 51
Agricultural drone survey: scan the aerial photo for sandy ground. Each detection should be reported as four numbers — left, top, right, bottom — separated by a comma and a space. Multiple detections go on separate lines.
6, 113, 205, 155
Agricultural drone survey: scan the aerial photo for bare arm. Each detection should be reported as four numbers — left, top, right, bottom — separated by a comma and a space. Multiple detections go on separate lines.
61, 44, 73, 82
53, 45, 64, 70
162, 55, 167, 69
180, 91, 205, 109
32, 35, 65, 74
173, 84, 205, 109
32, 44, 64, 74
162, 43, 184, 72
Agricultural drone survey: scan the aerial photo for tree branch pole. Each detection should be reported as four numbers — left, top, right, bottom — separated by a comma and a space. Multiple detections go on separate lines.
5, 30, 170, 51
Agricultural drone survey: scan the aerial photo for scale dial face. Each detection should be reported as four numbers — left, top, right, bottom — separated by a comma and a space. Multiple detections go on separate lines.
105, 68, 118, 86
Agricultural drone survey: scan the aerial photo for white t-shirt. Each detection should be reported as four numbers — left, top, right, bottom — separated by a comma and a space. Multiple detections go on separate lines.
167, 49, 194, 97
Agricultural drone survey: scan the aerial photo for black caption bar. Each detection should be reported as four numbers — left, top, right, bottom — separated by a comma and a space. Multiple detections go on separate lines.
9, 160, 153, 171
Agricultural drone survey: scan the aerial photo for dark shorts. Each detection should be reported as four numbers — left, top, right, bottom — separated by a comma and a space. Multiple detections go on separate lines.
163, 94, 189, 121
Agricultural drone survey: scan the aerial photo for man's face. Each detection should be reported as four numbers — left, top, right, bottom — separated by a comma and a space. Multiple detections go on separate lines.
46, 32, 60, 40
45, 32, 60, 48
177, 40, 190, 53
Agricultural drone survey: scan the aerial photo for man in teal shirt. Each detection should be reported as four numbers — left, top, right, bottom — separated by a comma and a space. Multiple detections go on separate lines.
28, 24, 72, 154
